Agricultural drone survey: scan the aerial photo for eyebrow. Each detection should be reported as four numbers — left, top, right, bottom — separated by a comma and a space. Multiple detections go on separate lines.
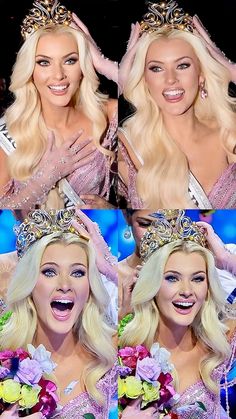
35, 52, 79, 59
164, 270, 206, 275
41, 262, 87, 268
147, 56, 193, 65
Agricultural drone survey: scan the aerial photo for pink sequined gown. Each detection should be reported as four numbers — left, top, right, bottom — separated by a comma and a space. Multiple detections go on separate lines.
119, 140, 236, 209
52, 365, 117, 419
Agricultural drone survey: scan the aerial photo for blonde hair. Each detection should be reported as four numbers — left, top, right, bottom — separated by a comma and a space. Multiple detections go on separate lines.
6, 25, 109, 180
122, 28, 236, 208
1, 232, 115, 404
119, 241, 231, 394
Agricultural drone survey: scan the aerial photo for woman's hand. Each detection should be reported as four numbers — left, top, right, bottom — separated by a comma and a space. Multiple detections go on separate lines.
72, 208, 117, 284
0, 405, 43, 418
71, 13, 118, 84
197, 221, 236, 283
119, 265, 141, 320
40, 130, 96, 182
193, 15, 236, 82
119, 22, 141, 95
121, 399, 158, 417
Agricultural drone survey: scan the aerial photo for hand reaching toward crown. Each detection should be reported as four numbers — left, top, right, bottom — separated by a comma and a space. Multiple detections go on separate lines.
193, 15, 236, 83
70, 13, 118, 84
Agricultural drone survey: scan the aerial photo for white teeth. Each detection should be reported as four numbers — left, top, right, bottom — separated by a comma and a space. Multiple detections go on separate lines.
174, 302, 194, 307
49, 85, 68, 91
53, 299, 73, 304
163, 90, 184, 97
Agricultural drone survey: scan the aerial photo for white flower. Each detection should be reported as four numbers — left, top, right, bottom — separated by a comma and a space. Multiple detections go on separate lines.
150, 343, 174, 374
27, 344, 57, 374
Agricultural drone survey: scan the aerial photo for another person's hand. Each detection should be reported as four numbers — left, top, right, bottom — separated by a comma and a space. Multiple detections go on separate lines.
73, 208, 117, 284
193, 15, 236, 82
40, 131, 96, 182
119, 265, 141, 320
71, 13, 118, 83
0, 404, 43, 418
196, 221, 235, 273
121, 399, 158, 417
119, 22, 140, 95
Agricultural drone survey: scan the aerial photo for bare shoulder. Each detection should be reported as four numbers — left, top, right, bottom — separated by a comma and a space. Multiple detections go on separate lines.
106, 98, 118, 121
0, 148, 11, 194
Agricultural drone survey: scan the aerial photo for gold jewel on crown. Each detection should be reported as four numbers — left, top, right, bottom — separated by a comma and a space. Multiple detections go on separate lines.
21, 0, 72, 40
140, 1, 193, 34
15, 209, 89, 258
140, 210, 206, 262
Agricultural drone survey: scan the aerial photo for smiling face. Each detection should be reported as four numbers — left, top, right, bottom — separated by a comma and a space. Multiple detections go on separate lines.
32, 32, 82, 108
32, 242, 89, 336
144, 37, 203, 117
156, 250, 208, 329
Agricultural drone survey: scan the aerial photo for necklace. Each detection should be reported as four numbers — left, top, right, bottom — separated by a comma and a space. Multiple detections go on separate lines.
63, 379, 79, 395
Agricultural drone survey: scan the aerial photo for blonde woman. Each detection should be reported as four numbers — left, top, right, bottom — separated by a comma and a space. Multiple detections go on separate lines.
0, 0, 118, 209
0, 209, 117, 418
119, 211, 236, 418
118, 1, 236, 209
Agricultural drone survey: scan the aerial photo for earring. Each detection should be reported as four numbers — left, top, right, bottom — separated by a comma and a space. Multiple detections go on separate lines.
200, 81, 208, 99
123, 225, 132, 239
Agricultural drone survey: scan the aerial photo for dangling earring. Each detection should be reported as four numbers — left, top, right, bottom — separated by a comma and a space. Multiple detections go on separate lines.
123, 225, 132, 239
200, 81, 208, 99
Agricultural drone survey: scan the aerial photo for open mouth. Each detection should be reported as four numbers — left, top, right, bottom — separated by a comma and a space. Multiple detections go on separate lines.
163, 89, 184, 100
172, 301, 195, 310
50, 299, 74, 315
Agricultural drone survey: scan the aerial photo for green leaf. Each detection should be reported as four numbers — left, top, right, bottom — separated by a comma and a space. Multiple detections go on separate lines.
196, 401, 207, 412
82, 414, 96, 419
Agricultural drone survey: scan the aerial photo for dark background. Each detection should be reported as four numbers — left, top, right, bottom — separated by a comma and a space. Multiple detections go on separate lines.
0, 0, 236, 108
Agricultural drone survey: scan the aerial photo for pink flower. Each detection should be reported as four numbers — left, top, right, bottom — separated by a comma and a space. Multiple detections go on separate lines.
32, 378, 59, 418
15, 348, 29, 361
158, 373, 176, 404
0, 350, 15, 361
135, 357, 161, 385
118, 345, 150, 369
15, 358, 43, 385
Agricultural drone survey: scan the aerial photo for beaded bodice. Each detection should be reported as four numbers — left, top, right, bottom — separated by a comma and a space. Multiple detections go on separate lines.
53, 365, 117, 419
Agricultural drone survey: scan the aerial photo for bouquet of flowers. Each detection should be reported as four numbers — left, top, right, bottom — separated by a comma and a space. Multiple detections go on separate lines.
118, 342, 180, 417
0, 342, 58, 417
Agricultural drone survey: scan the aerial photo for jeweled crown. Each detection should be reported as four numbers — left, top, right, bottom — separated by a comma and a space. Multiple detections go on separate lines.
140, 210, 206, 262
21, 0, 72, 40
140, 1, 193, 33
15, 209, 89, 258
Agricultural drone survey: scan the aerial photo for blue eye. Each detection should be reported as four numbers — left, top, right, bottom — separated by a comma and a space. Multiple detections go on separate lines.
65, 58, 78, 65
41, 268, 56, 277
192, 276, 205, 282
164, 275, 178, 282
149, 65, 162, 73
71, 269, 86, 278
177, 63, 191, 70
36, 60, 50, 66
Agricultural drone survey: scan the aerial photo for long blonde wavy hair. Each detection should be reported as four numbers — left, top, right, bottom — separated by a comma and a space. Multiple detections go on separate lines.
0, 232, 116, 404
119, 240, 231, 394
6, 25, 109, 180
121, 28, 236, 208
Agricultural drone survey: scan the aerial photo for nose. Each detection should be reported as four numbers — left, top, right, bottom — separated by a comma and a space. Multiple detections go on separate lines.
53, 63, 66, 81
179, 280, 193, 298
57, 274, 72, 292
165, 68, 178, 85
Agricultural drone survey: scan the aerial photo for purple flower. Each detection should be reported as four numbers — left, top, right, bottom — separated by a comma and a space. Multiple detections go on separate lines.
15, 358, 43, 385
135, 357, 161, 386
118, 365, 132, 377
0, 366, 10, 379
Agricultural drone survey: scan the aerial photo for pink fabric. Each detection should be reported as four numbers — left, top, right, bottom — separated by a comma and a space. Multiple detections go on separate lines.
53, 365, 117, 418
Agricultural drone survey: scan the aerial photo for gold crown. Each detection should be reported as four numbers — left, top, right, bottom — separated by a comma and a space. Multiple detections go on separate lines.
140, 210, 206, 262
21, 0, 72, 40
140, 1, 193, 33
15, 209, 89, 258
